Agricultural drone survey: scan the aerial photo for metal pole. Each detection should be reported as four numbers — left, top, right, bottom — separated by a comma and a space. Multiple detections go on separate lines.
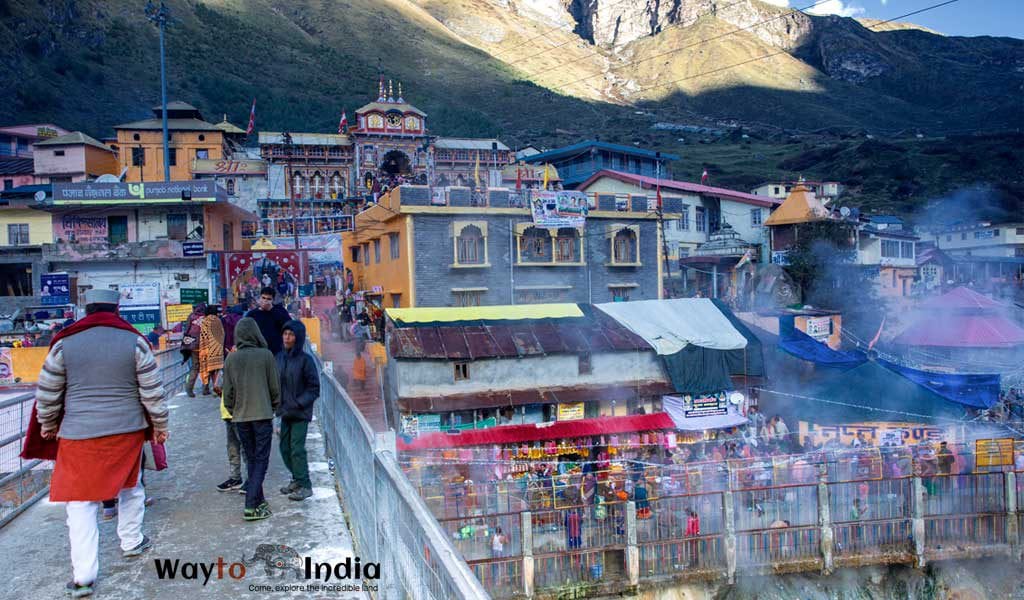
159, 17, 169, 182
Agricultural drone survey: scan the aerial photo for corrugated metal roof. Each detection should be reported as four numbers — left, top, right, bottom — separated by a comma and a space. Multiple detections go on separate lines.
33, 131, 113, 151
434, 137, 510, 151
0, 157, 35, 175
387, 306, 650, 360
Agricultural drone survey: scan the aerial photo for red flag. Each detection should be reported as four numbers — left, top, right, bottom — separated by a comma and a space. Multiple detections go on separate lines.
338, 109, 348, 134
700, 168, 709, 185
868, 316, 886, 350
515, 166, 522, 191
656, 183, 663, 209
245, 98, 256, 135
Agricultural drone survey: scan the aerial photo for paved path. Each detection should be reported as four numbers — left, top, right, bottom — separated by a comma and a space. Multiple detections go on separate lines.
322, 339, 387, 433
0, 390, 371, 599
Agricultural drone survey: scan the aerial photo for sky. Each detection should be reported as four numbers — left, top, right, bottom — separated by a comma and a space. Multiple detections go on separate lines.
761, 0, 1023, 38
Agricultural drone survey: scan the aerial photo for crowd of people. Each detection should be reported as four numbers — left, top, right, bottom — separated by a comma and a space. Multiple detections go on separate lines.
21, 285, 322, 598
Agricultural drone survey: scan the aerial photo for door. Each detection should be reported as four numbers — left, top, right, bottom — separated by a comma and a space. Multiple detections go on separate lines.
107, 216, 128, 245
223, 222, 234, 251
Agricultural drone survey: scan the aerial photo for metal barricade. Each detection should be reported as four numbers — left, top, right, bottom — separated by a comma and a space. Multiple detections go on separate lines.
0, 391, 48, 529
313, 354, 488, 600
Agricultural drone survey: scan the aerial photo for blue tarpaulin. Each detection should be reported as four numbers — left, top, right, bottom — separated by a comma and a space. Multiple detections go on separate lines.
878, 359, 999, 409
777, 317, 867, 368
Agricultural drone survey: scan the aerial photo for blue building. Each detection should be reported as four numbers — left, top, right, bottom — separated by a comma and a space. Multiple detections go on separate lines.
523, 140, 679, 188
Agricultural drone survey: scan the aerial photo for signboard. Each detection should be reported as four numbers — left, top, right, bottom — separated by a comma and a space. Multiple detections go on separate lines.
121, 308, 161, 334
0, 349, 13, 385
804, 316, 832, 342
40, 272, 71, 306
54, 215, 108, 244
179, 288, 209, 305
530, 191, 588, 228
119, 282, 161, 307
182, 241, 205, 257
299, 284, 314, 297
190, 158, 267, 175
165, 303, 193, 326
417, 414, 442, 434
684, 394, 728, 418
52, 180, 227, 205
798, 421, 947, 447
557, 402, 586, 421
401, 415, 419, 437
975, 438, 1014, 468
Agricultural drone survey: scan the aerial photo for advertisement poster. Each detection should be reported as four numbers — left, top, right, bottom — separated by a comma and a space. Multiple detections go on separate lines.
557, 402, 586, 421
121, 308, 161, 334
40, 272, 71, 306
53, 215, 108, 244
975, 438, 1014, 468
179, 288, 209, 305
165, 304, 193, 326
0, 349, 13, 385
798, 421, 947, 447
119, 282, 161, 308
684, 394, 728, 418
225, 251, 305, 304
417, 414, 442, 434
804, 316, 832, 342
530, 191, 588, 228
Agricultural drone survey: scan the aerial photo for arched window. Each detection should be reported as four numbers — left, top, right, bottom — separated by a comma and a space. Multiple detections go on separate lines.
330, 172, 344, 198
312, 172, 324, 198
520, 226, 551, 263
456, 224, 485, 265
555, 228, 580, 263
612, 228, 638, 264
292, 173, 305, 198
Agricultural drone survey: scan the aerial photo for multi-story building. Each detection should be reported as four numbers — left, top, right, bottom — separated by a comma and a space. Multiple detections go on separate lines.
751, 180, 843, 203
523, 140, 678, 189
32, 132, 119, 184
114, 102, 227, 183
0, 184, 56, 312
927, 222, 1024, 295
0, 124, 69, 191
342, 185, 676, 308
857, 216, 918, 298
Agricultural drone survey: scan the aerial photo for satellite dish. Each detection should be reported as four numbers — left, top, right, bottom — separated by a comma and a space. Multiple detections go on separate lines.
95, 174, 121, 183
33, 190, 46, 203
729, 392, 744, 405
839, 206, 851, 218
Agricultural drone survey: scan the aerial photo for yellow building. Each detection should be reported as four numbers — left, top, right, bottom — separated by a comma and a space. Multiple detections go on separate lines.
342, 195, 414, 307
114, 102, 225, 182
0, 208, 53, 246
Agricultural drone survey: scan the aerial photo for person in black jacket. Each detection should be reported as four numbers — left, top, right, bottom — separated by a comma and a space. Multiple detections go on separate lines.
275, 320, 320, 501
245, 287, 291, 355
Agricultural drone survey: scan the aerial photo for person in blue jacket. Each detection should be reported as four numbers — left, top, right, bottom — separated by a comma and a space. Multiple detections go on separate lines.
275, 320, 320, 501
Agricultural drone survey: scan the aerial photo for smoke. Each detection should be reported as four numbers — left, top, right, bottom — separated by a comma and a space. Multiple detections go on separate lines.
914, 184, 1022, 228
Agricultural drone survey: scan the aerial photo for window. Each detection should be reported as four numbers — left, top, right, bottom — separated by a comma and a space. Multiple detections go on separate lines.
389, 232, 400, 260
611, 286, 631, 302
107, 215, 128, 245
455, 150, 468, 161
7, 223, 30, 246
373, 239, 381, 263
195, 149, 209, 160
678, 205, 689, 230
166, 213, 188, 240
133, 133, 140, 141
555, 228, 579, 262
519, 226, 550, 262
993, 229, 1000, 236
750, 208, 762, 226
226, 179, 235, 195
773, 186, 781, 195
2, 179, 12, 190
167, 148, 177, 166
131, 147, 145, 166
961, 232, 967, 240
453, 290, 484, 306
350, 246, 360, 263
362, 243, 370, 265
881, 240, 900, 258
900, 241, 914, 259
678, 244, 690, 259
198, 134, 206, 142
391, 293, 401, 308
1016, 247, 1024, 257
612, 228, 638, 264
578, 353, 592, 375
1017, 228, 1024, 235
54, 149, 65, 157
457, 224, 486, 265
454, 362, 470, 381
891, 269, 897, 287
695, 206, 706, 232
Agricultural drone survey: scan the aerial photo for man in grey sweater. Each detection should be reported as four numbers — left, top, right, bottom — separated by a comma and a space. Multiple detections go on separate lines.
35, 288, 168, 598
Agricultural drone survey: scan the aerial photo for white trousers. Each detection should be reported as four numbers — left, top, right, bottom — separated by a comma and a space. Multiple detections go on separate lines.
65, 481, 146, 585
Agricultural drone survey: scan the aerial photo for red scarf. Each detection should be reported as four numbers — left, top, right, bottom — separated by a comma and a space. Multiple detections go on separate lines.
21, 311, 148, 460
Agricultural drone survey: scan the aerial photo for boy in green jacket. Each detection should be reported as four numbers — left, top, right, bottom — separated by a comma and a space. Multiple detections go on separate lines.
222, 318, 281, 521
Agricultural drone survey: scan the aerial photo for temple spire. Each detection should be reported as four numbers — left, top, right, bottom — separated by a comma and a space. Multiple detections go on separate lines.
397, 82, 404, 103
387, 79, 394, 102
377, 75, 385, 102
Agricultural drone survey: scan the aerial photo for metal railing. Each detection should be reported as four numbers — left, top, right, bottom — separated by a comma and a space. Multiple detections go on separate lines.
313, 353, 488, 600
0, 348, 187, 530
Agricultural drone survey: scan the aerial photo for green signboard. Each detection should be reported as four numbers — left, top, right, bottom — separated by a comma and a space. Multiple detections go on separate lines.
179, 288, 209, 305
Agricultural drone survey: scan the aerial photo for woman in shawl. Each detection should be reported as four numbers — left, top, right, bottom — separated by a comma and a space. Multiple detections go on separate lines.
198, 305, 225, 395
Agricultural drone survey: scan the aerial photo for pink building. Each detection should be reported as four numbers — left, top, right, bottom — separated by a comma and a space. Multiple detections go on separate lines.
0, 124, 70, 190
33, 132, 120, 184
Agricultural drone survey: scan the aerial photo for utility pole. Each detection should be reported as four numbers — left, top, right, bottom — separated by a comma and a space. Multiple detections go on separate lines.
145, 1, 171, 182
282, 132, 300, 251
655, 155, 673, 298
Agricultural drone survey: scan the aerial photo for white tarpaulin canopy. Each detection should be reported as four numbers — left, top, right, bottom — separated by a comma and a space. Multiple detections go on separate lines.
662, 394, 749, 431
594, 298, 748, 355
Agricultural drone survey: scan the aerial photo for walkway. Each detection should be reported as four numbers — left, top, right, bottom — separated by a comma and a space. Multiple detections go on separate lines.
322, 338, 387, 433
0, 390, 369, 599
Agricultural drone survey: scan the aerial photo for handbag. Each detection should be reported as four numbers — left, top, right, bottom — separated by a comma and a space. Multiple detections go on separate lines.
143, 441, 168, 471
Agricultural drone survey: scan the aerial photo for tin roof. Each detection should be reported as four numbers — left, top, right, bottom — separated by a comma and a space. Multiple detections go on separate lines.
387, 305, 650, 360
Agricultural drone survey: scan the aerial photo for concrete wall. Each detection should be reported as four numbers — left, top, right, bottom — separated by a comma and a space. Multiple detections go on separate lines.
50, 259, 210, 318
393, 351, 665, 399
33, 144, 86, 180
136, 208, 204, 242
410, 213, 661, 306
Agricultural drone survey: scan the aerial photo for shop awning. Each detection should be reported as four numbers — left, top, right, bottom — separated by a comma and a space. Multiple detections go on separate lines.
396, 412, 675, 450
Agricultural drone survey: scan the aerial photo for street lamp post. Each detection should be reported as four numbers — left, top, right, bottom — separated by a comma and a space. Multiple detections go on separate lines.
145, 1, 171, 182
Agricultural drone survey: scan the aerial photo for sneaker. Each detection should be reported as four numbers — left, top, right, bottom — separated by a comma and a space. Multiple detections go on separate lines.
186, 389, 195, 398
280, 481, 299, 495
243, 504, 272, 521
66, 581, 93, 598
217, 478, 243, 492
238, 482, 247, 494
288, 487, 313, 502
144, 497, 155, 507
101, 506, 118, 521
201, 387, 211, 395
123, 535, 152, 558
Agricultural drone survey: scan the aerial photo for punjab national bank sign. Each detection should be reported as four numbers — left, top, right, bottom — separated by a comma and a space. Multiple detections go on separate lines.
52, 181, 227, 205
